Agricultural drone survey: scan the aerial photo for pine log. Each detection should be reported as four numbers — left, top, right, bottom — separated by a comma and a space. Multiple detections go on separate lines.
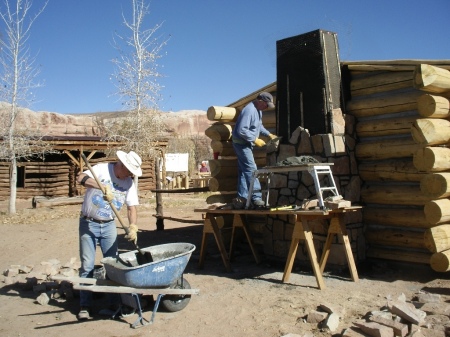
417, 94, 450, 118
361, 184, 431, 206
25, 168, 70, 174
430, 249, 450, 272
411, 118, 450, 145
366, 246, 431, 264
413, 147, 450, 172
365, 227, 426, 249
420, 173, 450, 199
346, 90, 422, 118
32, 196, 84, 208
204, 123, 233, 141
414, 64, 450, 93
358, 159, 425, 182
424, 225, 450, 253
206, 192, 235, 204
356, 116, 418, 137
208, 177, 237, 192
363, 206, 432, 229
424, 199, 450, 225
350, 71, 413, 97
207, 106, 238, 122
209, 158, 266, 178
210, 140, 267, 158
355, 137, 422, 160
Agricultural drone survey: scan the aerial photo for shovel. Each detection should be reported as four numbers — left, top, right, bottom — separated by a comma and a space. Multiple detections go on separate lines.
81, 154, 153, 265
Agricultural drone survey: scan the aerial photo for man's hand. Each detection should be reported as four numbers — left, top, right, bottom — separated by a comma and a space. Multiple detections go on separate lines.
268, 133, 278, 140
103, 185, 114, 202
126, 224, 138, 244
254, 138, 266, 147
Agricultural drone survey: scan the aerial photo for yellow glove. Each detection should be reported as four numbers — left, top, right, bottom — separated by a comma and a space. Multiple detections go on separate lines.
268, 133, 278, 140
125, 224, 138, 244
103, 185, 114, 202
254, 138, 266, 147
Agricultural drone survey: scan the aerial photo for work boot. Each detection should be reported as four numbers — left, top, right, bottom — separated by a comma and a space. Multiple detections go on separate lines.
252, 199, 266, 209
232, 197, 247, 210
77, 306, 91, 320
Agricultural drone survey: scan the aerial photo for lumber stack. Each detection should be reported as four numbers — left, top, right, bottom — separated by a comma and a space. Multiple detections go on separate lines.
346, 61, 450, 269
204, 105, 275, 204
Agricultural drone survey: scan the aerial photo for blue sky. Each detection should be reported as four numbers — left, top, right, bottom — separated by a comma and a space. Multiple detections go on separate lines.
6, 0, 450, 114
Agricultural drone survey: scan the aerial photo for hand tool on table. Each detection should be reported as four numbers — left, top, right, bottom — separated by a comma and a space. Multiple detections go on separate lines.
81, 153, 153, 264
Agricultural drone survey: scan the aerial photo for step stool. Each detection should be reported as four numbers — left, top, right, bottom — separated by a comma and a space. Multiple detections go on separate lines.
245, 164, 340, 210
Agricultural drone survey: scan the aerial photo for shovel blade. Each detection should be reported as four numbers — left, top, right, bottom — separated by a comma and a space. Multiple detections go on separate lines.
136, 251, 154, 265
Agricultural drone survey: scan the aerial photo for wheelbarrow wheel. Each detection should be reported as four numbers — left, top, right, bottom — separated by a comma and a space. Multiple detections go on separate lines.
160, 277, 191, 312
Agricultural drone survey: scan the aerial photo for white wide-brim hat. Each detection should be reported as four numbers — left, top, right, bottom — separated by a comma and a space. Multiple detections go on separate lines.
117, 150, 143, 177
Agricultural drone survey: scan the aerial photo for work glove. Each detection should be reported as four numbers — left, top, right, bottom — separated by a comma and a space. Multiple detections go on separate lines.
254, 138, 266, 147
125, 223, 138, 244
103, 185, 114, 202
268, 133, 278, 140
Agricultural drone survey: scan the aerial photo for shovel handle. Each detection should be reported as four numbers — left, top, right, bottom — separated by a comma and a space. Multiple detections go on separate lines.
80, 154, 130, 236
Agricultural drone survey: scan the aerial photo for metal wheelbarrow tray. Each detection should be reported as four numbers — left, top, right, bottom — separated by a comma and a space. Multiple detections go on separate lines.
101, 242, 196, 288
52, 243, 199, 328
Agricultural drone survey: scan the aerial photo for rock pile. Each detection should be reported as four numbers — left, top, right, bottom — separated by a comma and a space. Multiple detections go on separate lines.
297, 293, 449, 337
2, 258, 80, 305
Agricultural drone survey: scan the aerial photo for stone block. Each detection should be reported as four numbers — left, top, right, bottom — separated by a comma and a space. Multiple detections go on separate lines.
306, 310, 328, 323
354, 321, 394, 337
369, 315, 408, 337
323, 312, 340, 332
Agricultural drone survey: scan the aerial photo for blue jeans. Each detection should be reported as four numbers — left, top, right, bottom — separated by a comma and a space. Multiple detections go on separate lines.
79, 217, 118, 308
232, 141, 262, 201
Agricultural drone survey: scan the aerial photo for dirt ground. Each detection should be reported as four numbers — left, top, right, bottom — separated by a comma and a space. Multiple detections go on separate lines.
1, 193, 450, 337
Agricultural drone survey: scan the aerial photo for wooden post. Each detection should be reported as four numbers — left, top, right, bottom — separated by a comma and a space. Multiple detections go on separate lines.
155, 157, 164, 231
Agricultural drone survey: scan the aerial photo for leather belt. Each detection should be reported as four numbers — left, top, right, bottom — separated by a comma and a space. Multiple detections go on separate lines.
81, 216, 114, 224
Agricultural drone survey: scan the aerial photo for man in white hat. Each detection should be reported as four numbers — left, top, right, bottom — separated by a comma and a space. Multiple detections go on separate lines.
75, 150, 142, 320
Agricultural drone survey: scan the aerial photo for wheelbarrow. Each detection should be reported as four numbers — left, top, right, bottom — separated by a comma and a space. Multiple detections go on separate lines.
53, 242, 198, 328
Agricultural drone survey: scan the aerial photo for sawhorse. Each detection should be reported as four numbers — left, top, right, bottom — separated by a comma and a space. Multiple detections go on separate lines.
197, 211, 261, 272
282, 207, 361, 290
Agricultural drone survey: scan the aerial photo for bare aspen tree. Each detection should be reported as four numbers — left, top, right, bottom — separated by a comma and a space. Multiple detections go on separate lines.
108, 0, 169, 158
0, 0, 49, 214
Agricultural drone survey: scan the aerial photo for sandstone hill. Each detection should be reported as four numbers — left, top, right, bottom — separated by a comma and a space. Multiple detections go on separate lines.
0, 102, 210, 138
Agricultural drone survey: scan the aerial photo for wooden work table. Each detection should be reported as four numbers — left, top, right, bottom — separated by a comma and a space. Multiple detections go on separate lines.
194, 206, 361, 290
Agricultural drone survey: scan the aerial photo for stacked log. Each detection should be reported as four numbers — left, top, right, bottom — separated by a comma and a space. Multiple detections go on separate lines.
204, 105, 275, 203
346, 61, 450, 269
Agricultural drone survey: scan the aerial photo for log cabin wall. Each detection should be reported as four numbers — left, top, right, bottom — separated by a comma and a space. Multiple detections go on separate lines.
0, 138, 162, 202
205, 88, 364, 268
206, 59, 450, 271
344, 60, 450, 271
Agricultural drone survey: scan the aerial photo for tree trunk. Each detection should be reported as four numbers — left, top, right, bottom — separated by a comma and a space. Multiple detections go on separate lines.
350, 71, 413, 97
9, 159, 16, 214
208, 177, 237, 192
346, 90, 422, 118
430, 249, 450, 272
413, 147, 450, 172
420, 173, 450, 199
356, 116, 418, 137
424, 225, 450, 253
358, 159, 425, 182
411, 118, 450, 145
417, 94, 450, 118
205, 123, 233, 141
207, 106, 238, 122
355, 137, 422, 161
367, 247, 431, 264
365, 227, 426, 249
363, 206, 432, 229
361, 184, 431, 206
414, 64, 450, 93
424, 199, 450, 225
